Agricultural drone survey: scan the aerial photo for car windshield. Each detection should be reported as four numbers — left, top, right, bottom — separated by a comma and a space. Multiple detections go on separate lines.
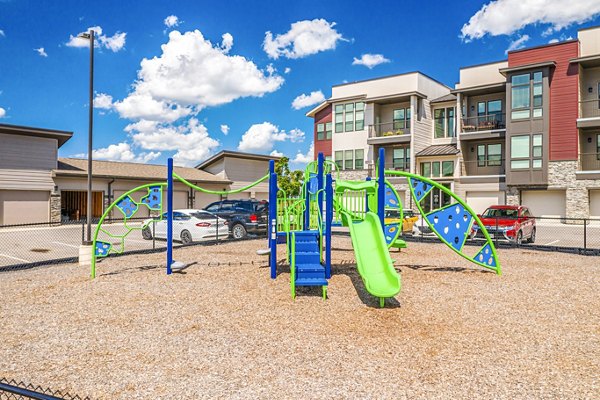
191, 211, 216, 220
482, 208, 519, 218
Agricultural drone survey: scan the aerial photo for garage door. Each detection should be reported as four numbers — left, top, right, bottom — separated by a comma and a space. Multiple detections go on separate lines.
521, 190, 566, 218
590, 190, 600, 218
254, 192, 269, 201
0, 190, 50, 225
466, 191, 505, 214
227, 192, 250, 200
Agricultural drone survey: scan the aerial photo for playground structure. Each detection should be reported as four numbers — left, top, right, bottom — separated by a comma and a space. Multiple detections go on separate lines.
91, 148, 500, 307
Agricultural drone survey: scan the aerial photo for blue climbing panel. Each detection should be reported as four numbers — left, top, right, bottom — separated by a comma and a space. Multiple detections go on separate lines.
140, 186, 162, 210
116, 195, 138, 218
384, 185, 399, 208
384, 223, 400, 245
409, 177, 433, 202
95, 241, 112, 257
474, 243, 497, 268
308, 173, 319, 195
425, 203, 473, 252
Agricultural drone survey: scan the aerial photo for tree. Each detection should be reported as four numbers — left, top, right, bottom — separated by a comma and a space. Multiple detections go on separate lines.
275, 157, 304, 197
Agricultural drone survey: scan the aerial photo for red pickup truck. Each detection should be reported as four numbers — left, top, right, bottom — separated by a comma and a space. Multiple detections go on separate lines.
471, 205, 536, 244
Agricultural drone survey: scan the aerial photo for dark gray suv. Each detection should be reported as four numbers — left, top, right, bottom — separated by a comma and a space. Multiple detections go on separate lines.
203, 200, 268, 239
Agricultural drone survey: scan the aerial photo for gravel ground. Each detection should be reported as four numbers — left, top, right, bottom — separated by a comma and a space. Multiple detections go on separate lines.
0, 237, 598, 399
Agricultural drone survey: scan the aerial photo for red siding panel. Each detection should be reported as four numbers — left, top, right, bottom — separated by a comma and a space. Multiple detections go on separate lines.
313, 106, 332, 160
509, 42, 579, 161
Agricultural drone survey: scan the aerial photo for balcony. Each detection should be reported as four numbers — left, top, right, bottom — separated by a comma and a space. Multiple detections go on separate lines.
580, 153, 600, 171
460, 159, 506, 181
367, 122, 411, 145
577, 100, 600, 129
460, 114, 506, 140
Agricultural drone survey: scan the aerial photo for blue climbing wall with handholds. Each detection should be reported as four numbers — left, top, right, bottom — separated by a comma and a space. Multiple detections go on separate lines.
425, 203, 473, 252
95, 240, 112, 257
116, 195, 138, 218
140, 186, 162, 210
474, 243, 497, 268
409, 177, 433, 202
384, 185, 399, 208
384, 223, 400, 245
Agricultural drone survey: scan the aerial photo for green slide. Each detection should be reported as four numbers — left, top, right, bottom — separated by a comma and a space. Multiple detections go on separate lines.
341, 210, 401, 306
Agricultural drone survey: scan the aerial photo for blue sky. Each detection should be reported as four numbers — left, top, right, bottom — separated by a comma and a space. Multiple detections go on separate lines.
1, 0, 600, 166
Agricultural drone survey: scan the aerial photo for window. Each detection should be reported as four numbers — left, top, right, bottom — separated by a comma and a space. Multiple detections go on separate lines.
442, 161, 454, 177
325, 122, 332, 140
335, 102, 364, 133
421, 162, 431, 177
511, 135, 530, 169
392, 147, 410, 170
335, 151, 343, 169
511, 71, 543, 120
477, 143, 503, 167
597, 134, 600, 160
335, 105, 344, 133
393, 107, 411, 131
432, 161, 440, 177
434, 107, 455, 138
344, 150, 354, 170
317, 123, 325, 140
434, 108, 445, 138
355, 149, 364, 169
532, 134, 542, 169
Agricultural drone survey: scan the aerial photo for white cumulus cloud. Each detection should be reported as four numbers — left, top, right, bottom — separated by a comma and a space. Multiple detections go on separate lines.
164, 15, 179, 28
291, 90, 325, 110
461, 0, 600, 41
0, 107, 5, 118
93, 92, 114, 109
112, 29, 284, 122
34, 47, 48, 57
505, 34, 530, 53
237, 122, 304, 153
291, 142, 314, 166
0, 29, 4, 37
352, 53, 390, 69
126, 118, 220, 166
263, 19, 344, 59
74, 142, 161, 164
220, 124, 230, 135
66, 26, 127, 52
270, 149, 284, 157
284, 67, 291, 74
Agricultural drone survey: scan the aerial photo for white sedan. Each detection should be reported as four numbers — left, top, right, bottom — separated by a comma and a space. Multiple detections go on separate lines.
142, 209, 228, 244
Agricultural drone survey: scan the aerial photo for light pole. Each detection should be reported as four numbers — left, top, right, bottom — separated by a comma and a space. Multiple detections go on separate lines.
79, 30, 94, 245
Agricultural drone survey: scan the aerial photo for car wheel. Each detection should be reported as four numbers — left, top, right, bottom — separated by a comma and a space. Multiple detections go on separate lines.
142, 226, 153, 240
231, 223, 247, 240
180, 230, 193, 244
516, 230, 523, 245
528, 228, 536, 244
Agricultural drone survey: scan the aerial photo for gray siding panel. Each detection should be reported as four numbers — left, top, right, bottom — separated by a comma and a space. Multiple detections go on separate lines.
0, 133, 58, 170
0, 169, 55, 190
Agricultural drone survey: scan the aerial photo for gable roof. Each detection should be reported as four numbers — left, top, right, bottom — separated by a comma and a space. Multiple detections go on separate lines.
195, 150, 280, 170
0, 122, 73, 148
430, 93, 457, 104
55, 158, 230, 183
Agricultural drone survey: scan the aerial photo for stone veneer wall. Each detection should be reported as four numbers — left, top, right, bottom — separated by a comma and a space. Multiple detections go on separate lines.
50, 193, 61, 224
548, 160, 600, 220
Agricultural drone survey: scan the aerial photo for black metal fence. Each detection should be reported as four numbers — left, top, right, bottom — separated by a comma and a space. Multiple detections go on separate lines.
0, 216, 267, 273
0, 378, 89, 400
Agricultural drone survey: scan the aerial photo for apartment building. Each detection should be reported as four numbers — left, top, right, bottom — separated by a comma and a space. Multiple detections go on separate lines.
308, 26, 600, 219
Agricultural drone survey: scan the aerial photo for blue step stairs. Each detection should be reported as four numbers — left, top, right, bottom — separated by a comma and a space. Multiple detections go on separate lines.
291, 230, 327, 299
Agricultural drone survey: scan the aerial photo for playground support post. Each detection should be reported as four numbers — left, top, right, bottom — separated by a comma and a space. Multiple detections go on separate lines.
377, 147, 385, 229
317, 152, 324, 221
166, 158, 173, 275
269, 160, 277, 279
325, 173, 333, 278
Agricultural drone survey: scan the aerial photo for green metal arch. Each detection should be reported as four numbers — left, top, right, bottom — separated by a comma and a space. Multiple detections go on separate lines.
385, 170, 501, 275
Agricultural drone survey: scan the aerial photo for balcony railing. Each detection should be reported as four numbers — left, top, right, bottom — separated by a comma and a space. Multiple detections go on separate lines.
461, 113, 506, 133
368, 122, 411, 138
579, 99, 600, 119
461, 159, 506, 176
580, 152, 600, 171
